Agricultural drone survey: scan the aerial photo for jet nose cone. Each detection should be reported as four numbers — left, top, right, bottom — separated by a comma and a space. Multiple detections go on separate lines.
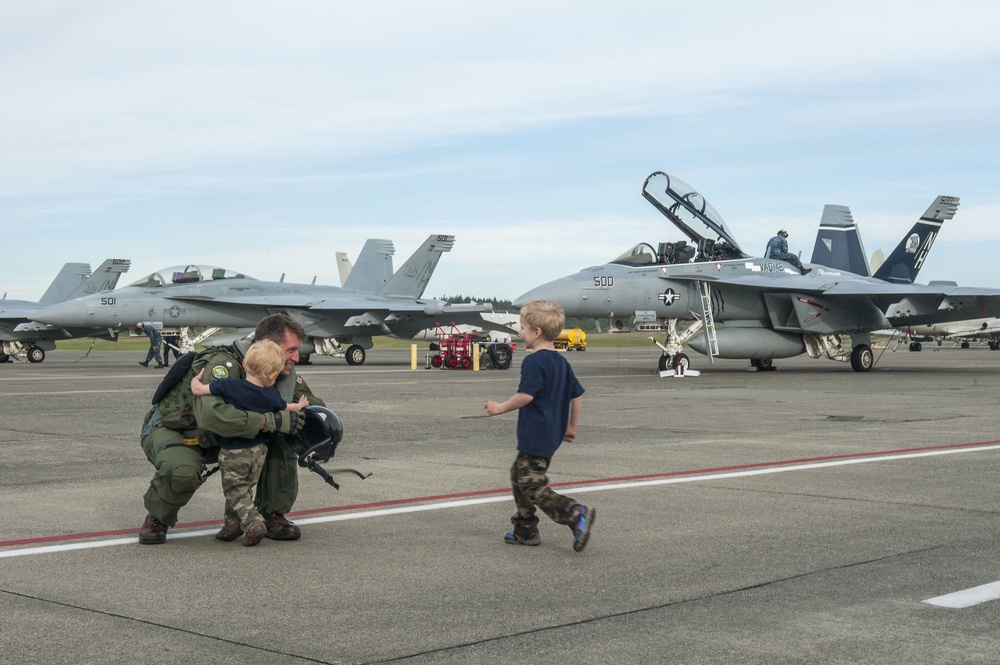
514, 278, 580, 315
31, 299, 91, 327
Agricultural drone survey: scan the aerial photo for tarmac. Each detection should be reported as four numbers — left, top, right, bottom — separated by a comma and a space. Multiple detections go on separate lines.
2, 343, 1000, 664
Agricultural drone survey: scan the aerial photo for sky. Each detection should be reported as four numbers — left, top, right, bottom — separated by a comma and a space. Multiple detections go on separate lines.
3, 1, 1000, 304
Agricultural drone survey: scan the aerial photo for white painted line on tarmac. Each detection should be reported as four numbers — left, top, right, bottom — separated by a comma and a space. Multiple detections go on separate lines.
3, 443, 1000, 560
924, 581, 1000, 608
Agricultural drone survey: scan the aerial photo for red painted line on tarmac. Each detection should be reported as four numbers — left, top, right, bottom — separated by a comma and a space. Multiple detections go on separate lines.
2, 439, 998, 549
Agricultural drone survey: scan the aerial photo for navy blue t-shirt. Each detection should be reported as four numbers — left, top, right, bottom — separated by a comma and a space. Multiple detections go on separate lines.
515, 350, 585, 458
209, 378, 288, 449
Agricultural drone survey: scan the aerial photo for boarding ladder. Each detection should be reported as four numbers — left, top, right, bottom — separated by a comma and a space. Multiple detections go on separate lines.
698, 281, 719, 360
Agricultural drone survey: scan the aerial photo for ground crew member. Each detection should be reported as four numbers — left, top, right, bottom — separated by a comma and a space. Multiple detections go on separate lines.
137, 314, 325, 544
765, 229, 811, 275
137, 322, 166, 368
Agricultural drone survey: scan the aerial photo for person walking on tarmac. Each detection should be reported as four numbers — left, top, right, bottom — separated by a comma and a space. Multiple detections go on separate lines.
161, 331, 182, 367
137, 322, 166, 368
765, 229, 812, 275
138, 314, 325, 545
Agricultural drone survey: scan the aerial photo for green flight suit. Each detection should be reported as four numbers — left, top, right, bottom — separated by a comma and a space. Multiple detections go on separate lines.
140, 339, 325, 526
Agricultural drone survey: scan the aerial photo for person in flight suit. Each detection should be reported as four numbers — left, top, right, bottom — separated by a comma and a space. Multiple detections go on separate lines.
137, 314, 325, 544
765, 229, 811, 275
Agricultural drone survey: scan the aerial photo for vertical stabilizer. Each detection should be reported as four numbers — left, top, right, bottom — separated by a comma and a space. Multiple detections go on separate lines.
39, 263, 91, 304
810, 205, 869, 275
873, 196, 958, 284
377, 234, 455, 298
343, 239, 395, 293
336, 252, 352, 287
67, 259, 131, 299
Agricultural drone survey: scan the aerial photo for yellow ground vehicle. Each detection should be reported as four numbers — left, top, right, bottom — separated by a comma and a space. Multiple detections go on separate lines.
554, 328, 587, 351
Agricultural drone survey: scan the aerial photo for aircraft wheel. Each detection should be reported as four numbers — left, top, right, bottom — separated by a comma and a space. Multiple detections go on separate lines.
28, 346, 45, 363
909, 342, 922, 352
750, 358, 774, 371
990, 343, 999, 351
488, 344, 513, 370
345, 345, 366, 366
671, 353, 690, 371
850, 344, 874, 372
429, 342, 439, 351
657, 354, 670, 372
961, 341, 970, 349
0, 354, 9, 364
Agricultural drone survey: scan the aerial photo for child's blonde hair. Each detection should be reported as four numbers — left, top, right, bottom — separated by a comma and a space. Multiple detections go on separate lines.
519, 299, 565, 342
243, 339, 284, 382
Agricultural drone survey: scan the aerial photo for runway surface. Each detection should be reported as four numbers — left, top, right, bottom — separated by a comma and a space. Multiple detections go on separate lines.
2, 344, 1000, 663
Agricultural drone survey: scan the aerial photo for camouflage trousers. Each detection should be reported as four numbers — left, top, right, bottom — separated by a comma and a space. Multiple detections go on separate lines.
509, 452, 578, 534
219, 444, 267, 530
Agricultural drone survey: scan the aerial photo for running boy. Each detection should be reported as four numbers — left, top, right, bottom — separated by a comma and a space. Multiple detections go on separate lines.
485, 299, 594, 552
190, 339, 308, 546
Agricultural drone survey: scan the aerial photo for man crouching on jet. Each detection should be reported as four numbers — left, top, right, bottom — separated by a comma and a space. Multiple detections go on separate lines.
137, 314, 325, 544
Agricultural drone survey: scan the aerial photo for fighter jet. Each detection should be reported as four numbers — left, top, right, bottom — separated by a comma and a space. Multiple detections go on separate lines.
1, 258, 131, 363
32, 235, 496, 366
513, 171, 1000, 373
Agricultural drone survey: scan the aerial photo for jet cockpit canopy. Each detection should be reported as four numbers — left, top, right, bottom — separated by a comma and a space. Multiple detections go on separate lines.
129, 265, 254, 288
641, 171, 747, 261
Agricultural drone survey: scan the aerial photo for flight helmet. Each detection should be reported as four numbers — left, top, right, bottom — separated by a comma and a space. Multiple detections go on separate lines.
288, 405, 344, 466
778, 229, 789, 238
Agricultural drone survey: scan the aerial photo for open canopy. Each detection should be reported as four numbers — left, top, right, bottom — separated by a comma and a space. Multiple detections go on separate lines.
640, 171, 746, 259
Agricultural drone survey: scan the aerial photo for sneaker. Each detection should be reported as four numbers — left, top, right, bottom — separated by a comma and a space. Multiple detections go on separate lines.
138, 513, 168, 544
504, 531, 541, 546
215, 520, 243, 542
570, 505, 595, 552
242, 521, 267, 547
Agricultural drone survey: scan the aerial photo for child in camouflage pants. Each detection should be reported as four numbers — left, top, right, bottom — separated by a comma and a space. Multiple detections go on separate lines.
190, 340, 308, 546
485, 300, 594, 552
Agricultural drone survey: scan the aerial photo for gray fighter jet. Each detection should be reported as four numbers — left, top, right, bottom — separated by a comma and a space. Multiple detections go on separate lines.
1, 258, 131, 363
513, 171, 998, 373
32, 235, 496, 365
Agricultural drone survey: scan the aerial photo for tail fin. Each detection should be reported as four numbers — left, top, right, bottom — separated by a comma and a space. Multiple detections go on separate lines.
873, 196, 959, 284
66, 258, 130, 298
39, 263, 92, 304
376, 234, 455, 298
336, 252, 352, 287
810, 205, 869, 275
343, 239, 395, 293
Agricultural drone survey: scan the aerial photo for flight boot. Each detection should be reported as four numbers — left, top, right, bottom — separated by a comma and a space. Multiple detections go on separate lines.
801, 267, 812, 275
243, 521, 268, 547
138, 513, 168, 545
214, 520, 243, 542
263, 511, 301, 540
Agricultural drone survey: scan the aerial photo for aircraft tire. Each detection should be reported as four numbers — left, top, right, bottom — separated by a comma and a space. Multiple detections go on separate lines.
657, 354, 670, 372
909, 342, 922, 352
28, 346, 45, 363
0, 354, 9, 364
488, 344, 513, 370
671, 353, 690, 371
345, 345, 366, 366
850, 344, 874, 372
750, 358, 774, 371
961, 341, 970, 349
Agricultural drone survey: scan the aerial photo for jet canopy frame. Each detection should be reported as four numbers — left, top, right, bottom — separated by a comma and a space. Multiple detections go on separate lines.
129, 265, 254, 288
639, 171, 748, 263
